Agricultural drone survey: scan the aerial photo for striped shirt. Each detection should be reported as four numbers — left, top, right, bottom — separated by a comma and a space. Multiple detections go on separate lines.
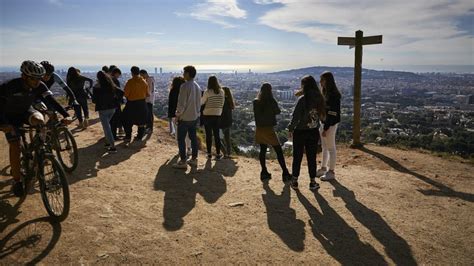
202, 89, 225, 116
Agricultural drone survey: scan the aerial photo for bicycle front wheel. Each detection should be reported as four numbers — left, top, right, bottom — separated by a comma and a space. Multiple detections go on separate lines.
38, 154, 70, 222
55, 127, 78, 172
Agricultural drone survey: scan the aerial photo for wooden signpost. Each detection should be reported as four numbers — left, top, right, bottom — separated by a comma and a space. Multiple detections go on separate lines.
338, 30, 382, 147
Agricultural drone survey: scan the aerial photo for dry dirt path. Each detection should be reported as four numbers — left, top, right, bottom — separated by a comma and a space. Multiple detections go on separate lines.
1, 115, 473, 264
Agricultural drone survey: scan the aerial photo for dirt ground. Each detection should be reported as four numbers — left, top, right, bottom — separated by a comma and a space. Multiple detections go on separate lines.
0, 114, 473, 265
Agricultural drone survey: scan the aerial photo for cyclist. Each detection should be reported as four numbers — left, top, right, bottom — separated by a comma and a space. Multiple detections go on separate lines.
0, 60, 72, 197
40, 61, 79, 109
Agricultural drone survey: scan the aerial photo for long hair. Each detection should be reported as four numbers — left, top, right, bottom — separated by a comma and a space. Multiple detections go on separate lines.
97, 70, 116, 91
301, 75, 326, 121
256, 83, 275, 106
207, 75, 221, 94
222, 86, 235, 109
320, 71, 341, 99
170, 76, 185, 91
66, 67, 79, 83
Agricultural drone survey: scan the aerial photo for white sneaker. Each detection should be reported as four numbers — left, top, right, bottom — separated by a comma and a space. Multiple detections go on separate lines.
172, 160, 188, 169
321, 171, 335, 181
316, 168, 327, 177
187, 158, 198, 166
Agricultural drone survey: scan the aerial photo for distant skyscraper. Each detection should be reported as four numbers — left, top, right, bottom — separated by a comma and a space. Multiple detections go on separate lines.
160, 67, 162, 74
154, 67, 157, 74
248, 69, 251, 74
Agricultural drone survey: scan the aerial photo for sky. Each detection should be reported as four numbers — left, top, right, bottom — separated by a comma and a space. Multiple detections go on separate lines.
0, 0, 473, 72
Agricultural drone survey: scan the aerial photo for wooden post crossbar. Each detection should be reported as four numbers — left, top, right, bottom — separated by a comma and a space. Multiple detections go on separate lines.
338, 30, 382, 147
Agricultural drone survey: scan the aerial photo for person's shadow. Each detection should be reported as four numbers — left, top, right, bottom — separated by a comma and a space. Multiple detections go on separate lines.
67, 139, 146, 185
0, 217, 62, 264
329, 180, 417, 265
154, 156, 227, 231
262, 182, 305, 252
358, 146, 473, 202
296, 190, 387, 264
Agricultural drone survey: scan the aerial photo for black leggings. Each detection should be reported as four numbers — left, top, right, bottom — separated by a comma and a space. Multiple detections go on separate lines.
259, 144, 288, 174
292, 129, 318, 179
204, 116, 221, 154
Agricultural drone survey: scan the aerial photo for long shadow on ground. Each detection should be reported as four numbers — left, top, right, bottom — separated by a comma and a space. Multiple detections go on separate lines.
328, 179, 417, 265
262, 182, 305, 252
0, 217, 61, 265
358, 146, 473, 202
68, 139, 146, 185
296, 190, 387, 264
154, 156, 227, 231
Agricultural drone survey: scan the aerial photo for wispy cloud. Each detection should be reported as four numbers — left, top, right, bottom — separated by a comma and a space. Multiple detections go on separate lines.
256, 0, 474, 64
47, 0, 62, 6
187, 0, 247, 28
146, 31, 165, 36
230, 39, 262, 45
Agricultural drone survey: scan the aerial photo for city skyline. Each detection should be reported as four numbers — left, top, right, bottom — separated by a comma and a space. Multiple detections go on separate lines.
1, 0, 473, 72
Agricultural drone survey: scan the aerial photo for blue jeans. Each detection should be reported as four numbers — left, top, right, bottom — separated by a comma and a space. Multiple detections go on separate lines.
98, 108, 116, 147
177, 119, 199, 161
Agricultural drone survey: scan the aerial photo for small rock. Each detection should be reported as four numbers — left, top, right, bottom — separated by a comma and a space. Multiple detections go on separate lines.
228, 202, 245, 207
192, 251, 203, 256
98, 253, 109, 259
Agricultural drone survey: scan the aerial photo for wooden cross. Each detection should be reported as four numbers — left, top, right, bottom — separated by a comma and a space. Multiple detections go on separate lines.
338, 30, 382, 148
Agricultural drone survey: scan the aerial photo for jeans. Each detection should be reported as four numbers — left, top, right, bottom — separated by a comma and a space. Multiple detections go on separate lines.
177, 119, 199, 161
320, 123, 338, 170
75, 97, 89, 123
203, 116, 221, 155
221, 127, 231, 155
146, 103, 154, 130
98, 108, 116, 147
292, 128, 318, 179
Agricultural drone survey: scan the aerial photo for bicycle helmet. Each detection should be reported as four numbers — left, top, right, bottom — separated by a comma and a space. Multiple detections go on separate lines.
21, 60, 46, 78
40, 61, 55, 74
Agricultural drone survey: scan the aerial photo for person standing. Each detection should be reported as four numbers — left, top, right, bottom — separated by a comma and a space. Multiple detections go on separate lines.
168, 76, 185, 136
201, 76, 225, 160
253, 83, 291, 182
66, 67, 93, 128
318, 71, 341, 181
140, 69, 155, 133
219, 86, 235, 159
92, 71, 118, 153
288, 75, 326, 190
173, 65, 201, 169
123, 66, 149, 144
110, 67, 124, 140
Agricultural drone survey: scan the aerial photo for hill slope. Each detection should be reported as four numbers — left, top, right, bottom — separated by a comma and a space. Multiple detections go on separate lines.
0, 115, 473, 264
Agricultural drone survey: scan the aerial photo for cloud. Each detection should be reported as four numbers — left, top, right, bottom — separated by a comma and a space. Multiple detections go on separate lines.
146, 31, 165, 36
187, 0, 247, 28
256, 0, 474, 64
47, 0, 62, 6
230, 39, 262, 45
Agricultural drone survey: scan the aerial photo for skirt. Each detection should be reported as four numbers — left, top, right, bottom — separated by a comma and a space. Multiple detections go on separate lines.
255, 126, 280, 146
122, 99, 147, 125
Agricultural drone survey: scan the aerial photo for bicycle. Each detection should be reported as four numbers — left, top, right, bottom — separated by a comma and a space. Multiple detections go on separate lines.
19, 123, 70, 222
44, 110, 78, 172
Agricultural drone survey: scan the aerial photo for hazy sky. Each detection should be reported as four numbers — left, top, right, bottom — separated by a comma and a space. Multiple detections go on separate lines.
1, 0, 473, 72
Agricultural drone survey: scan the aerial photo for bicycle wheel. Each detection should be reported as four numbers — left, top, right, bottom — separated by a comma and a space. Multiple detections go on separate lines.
38, 154, 70, 222
54, 127, 78, 172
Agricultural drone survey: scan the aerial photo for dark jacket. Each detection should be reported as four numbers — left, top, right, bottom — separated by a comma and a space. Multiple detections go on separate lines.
323, 93, 341, 131
219, 97, 233, 129
67, 76, 93, 99
288, 96, 320, 132
253, 98, 280, 127
167, 87, 180, 118
92, 84, 117, 111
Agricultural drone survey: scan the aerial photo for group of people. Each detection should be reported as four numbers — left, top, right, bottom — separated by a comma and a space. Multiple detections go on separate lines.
166, 65, 341, 191
0, 60, 340, 197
